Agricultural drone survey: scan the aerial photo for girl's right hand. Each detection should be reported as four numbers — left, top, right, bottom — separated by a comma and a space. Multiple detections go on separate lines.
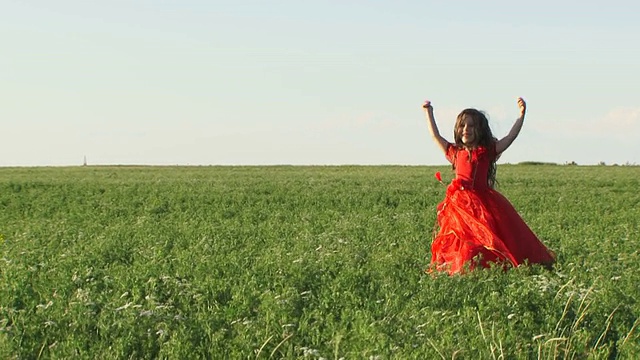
422, 100, 432, 109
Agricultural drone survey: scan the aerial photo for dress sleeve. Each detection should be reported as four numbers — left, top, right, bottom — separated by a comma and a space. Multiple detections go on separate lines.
445, 143, 456, 164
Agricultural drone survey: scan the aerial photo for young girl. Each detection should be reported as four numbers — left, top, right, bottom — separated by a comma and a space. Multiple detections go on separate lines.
423, 98, 555, 274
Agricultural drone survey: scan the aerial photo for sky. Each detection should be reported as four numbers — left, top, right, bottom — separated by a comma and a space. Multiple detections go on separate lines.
2, 0, 639, 166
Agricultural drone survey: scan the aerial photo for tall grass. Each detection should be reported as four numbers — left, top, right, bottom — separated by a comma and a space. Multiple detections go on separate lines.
0, 165, 638, 358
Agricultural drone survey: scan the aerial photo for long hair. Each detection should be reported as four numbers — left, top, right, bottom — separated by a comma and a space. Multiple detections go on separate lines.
452, 108, 498, 188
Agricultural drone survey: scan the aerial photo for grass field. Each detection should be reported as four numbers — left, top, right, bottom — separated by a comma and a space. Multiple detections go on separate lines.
0, 165, 639, 359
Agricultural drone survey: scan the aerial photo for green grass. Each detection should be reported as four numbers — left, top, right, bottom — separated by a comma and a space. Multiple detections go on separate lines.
0, 165, 639, 359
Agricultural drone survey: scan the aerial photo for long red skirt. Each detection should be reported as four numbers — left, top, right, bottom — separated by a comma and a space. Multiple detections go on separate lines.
430, 182, 556, 274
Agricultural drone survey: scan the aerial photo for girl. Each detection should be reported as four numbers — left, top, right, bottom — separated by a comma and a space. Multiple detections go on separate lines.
423, 98, 555, 274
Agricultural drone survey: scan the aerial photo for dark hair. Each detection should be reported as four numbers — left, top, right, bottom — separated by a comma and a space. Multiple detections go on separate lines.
452, 108, 498, 188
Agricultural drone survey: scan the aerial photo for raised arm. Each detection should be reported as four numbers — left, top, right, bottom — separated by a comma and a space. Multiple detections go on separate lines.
422, 100, 449, 155
495, 97, 526, 155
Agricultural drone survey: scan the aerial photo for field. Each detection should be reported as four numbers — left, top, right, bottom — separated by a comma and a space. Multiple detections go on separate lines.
0, 165, 639, 359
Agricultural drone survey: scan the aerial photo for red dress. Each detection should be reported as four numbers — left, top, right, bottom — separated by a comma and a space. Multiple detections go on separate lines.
430, 144, 555, 274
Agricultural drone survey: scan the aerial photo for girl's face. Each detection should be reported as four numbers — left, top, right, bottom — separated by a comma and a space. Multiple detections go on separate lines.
458, 115, 476, 146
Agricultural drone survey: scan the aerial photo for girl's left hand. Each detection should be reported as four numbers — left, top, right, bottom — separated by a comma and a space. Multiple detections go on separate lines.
517, 97, 526, 117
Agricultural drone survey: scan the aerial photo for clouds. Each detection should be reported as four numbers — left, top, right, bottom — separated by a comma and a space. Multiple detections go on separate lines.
601, 107, 640, 131
309, 111, 398, 133
2, 2, 640, 166
506, 106, 640, 165
533, 106, 640, 139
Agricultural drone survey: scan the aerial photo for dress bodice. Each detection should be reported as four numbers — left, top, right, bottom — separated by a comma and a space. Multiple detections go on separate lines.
445, 143, 496, 190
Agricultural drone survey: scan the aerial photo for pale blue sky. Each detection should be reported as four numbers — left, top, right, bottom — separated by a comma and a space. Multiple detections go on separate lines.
2, 1, 639, 166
